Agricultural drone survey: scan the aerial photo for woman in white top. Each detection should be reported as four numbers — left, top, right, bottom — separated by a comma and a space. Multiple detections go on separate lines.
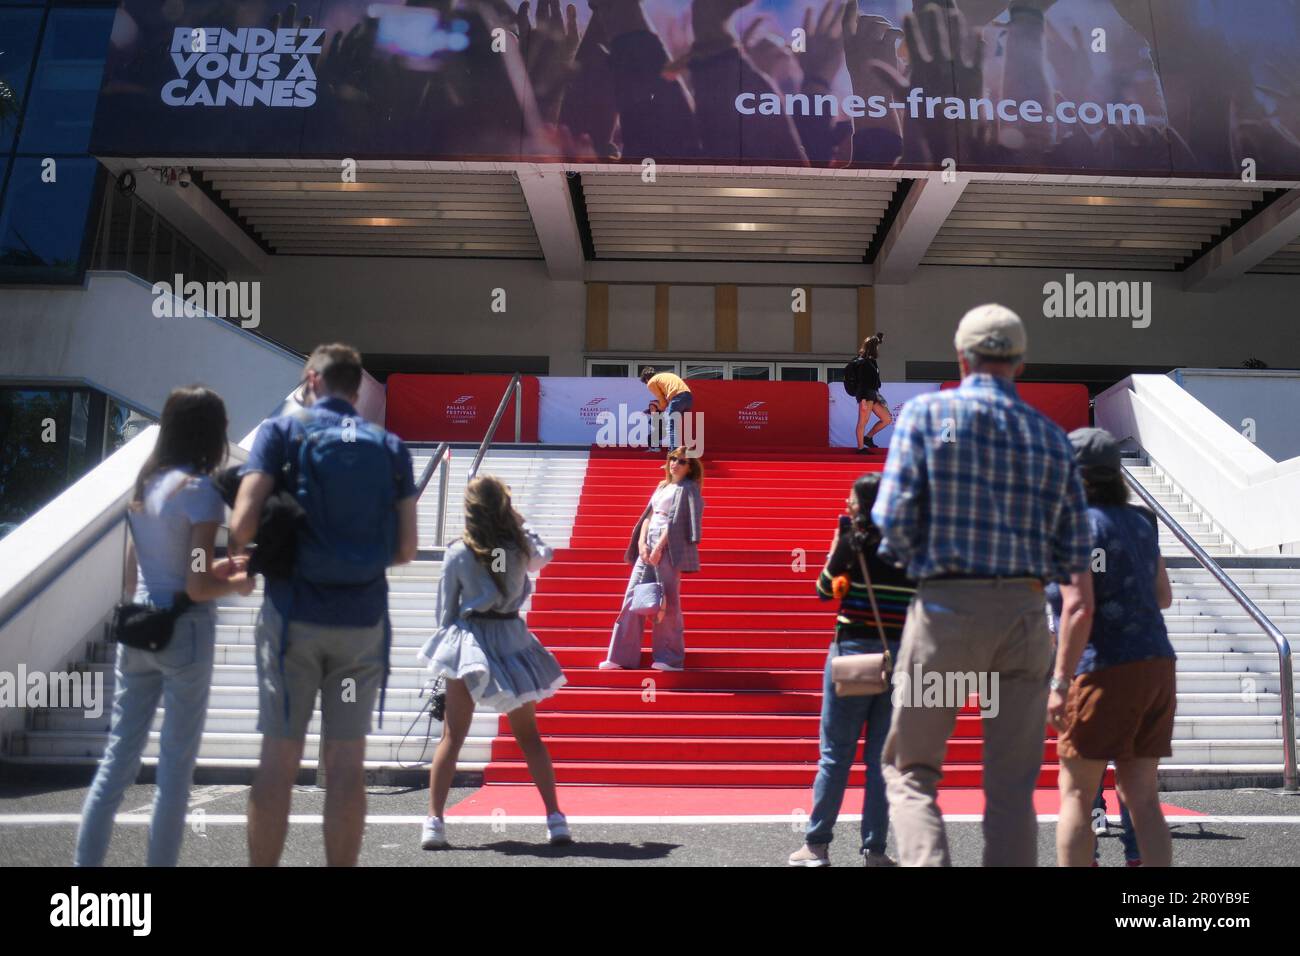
76, 386, 254, 867
417, 475, 569, 849
601, 447, 705, 671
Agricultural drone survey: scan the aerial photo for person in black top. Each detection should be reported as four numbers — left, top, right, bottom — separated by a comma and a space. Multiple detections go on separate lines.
788, 473, 917, 867
845, 334, 892, 452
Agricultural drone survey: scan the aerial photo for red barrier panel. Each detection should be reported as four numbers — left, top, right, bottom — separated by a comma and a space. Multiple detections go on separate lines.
687, 380, 829, 448
385, 374, 540, 443
941, 380, 1090, 433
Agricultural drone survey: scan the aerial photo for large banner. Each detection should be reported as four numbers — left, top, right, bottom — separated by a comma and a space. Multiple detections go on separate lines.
829, 381, 940, 448
538, 376, 651, 444
941, 379, 1091, 432
385, 373, 540, 442
90, 0, 1300, 180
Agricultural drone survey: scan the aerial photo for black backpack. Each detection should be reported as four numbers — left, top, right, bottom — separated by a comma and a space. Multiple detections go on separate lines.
842, 358, 862, 397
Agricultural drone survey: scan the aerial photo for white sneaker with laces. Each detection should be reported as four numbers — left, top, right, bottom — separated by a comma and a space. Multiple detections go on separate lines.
421, 816, 448, 850
650, 661, 683, 672
597, 661, 622, 670
547, 812, 573, 845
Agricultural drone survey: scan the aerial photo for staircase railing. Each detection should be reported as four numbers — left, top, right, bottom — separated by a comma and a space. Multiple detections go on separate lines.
467, 373, 523, 482
415, 442, 452, 548
1123, 464, 1298, 791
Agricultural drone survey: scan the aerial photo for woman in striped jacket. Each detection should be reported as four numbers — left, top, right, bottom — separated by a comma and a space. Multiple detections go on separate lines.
788, 473, 916, 867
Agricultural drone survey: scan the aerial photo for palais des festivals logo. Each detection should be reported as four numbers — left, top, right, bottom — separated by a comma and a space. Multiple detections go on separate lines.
737, 400, 768, 431
579, 397, 610, 426
445, 394, 477, 423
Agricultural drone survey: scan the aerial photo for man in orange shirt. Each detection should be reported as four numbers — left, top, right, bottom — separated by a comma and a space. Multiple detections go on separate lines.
640, 367, 694, 451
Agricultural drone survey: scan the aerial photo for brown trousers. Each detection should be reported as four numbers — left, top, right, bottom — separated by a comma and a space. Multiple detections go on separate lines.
883, 578, 1053, 866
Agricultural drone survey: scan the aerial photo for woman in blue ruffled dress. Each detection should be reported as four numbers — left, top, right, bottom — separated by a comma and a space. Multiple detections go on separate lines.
417, 475, 569, 850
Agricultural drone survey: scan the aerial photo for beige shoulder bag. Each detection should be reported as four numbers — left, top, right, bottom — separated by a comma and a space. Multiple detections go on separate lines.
829, 547, 894, 697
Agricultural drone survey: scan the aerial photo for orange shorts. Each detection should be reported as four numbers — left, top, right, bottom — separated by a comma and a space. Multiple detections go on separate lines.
1057, 657, 1176, 761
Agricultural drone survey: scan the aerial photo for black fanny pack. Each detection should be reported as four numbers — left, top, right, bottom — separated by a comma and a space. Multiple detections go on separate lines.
111, 593, 193, 652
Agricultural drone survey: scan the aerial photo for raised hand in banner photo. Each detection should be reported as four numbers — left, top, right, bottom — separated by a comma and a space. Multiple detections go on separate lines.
842, 7, 903, 145
872, 2, 987, 165
919, 0, 1009, 27
789, 0, 855, 165
739, 15, 800, 93
559, 7, 620, 158
800, 0, 849, 91
516, 0, 581, 124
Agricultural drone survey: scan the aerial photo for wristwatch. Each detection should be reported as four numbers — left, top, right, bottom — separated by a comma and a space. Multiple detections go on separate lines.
1048, 676, 1071, 693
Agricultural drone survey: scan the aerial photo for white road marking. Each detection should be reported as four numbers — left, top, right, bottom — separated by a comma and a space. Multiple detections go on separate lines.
122, 784, 246, 816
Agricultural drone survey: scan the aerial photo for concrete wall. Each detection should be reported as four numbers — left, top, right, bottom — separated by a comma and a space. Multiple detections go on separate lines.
1173, 369, 1300, 462
874, 267, 1300, 382
233, 259, 1300, 381
6, 262, 1298, 395
249, 257, 588, 375
0, 271, 302, 436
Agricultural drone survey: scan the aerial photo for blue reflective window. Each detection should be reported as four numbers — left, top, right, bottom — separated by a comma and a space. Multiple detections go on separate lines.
18, 6, 115, 153
0, 155, 99, 281
0, 7, 44, 151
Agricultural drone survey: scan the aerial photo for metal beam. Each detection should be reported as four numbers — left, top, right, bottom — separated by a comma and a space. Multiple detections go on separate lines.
97, 158, 271, 275
1183, 188, 1300, 292
872, 172, 971, 285
584, 260, 873, 286
515, 167, 584, 282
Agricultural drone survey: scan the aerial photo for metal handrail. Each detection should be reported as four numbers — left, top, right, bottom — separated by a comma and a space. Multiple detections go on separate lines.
415, 441, 452, 548
1123, 464, 1298, 792
467, 372, 523, 482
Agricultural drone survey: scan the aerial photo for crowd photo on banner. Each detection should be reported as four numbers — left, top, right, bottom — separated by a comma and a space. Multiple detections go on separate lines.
93, 0, 1300, 180
83, 300, 1182, 867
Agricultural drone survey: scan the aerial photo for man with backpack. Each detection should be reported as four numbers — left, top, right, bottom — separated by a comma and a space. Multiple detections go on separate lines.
230, 343, 418, 866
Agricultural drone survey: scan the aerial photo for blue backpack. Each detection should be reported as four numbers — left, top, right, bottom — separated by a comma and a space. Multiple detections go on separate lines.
291, 412, 398, 586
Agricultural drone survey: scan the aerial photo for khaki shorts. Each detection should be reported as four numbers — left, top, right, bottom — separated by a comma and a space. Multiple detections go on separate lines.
255, 603, 386, 741
1058, 657, 1176, 761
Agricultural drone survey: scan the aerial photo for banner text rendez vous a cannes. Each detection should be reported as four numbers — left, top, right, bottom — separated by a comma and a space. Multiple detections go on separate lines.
89, 0, 1300, 180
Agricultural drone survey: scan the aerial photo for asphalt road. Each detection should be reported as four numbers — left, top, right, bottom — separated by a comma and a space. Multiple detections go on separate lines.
3, 781, 1299, 868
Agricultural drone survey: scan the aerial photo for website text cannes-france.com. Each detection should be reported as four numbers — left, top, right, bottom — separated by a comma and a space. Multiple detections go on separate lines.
735, 86, 1147, 127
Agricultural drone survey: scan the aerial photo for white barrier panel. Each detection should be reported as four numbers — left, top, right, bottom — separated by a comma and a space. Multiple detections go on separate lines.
539, 377, 655, 444
1095, 374, 1300, 553
828, 383, 941, 448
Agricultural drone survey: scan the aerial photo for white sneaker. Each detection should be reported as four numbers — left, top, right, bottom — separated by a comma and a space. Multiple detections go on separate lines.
788, 843, 830, 867
597, 661, 623, 670
650, 661, 683, 672
421, 816, 447, 850
547, 812, 573, 846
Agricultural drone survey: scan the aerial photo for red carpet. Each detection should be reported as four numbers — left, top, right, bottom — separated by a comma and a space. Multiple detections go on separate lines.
449, 785, 1198, 819
485, 447, 1063, 791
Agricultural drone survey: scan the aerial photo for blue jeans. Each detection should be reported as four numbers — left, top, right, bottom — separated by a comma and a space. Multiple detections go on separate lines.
1093, 774, 1139, 862
662, 392, 693, 450
806, 636, 899, 853
75, 604, 215, 866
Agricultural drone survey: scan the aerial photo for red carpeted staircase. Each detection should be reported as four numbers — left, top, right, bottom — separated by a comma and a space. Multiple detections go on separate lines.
482, 447, 1057, 788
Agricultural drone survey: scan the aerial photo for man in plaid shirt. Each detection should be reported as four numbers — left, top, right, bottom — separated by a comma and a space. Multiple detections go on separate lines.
871, 304, 1093, 867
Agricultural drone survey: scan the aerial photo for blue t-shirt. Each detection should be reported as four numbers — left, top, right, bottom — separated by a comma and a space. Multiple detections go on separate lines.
1046, 505, 1175, 675
130, 469, 225, 609
240, 397, 416, 627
